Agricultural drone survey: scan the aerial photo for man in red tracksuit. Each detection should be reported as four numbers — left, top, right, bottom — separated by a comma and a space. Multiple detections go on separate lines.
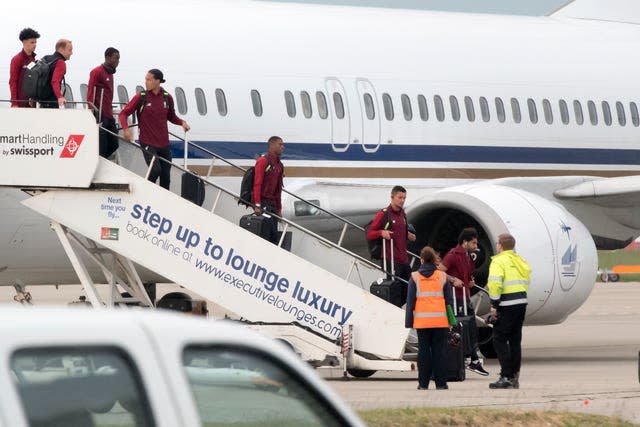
367, 185, 417, 307
119, 69, 190, 189
252, 136, 285, 245
39, 39, 73, 108
9, 28, 40, 107
440, 227, 490, 376
87, 47, 120, 158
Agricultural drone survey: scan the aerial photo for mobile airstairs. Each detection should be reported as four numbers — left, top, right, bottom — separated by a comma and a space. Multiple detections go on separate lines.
0, 109, 414, 376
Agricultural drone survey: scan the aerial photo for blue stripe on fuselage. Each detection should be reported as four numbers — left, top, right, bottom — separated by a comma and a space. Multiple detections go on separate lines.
170, 140, 640, 165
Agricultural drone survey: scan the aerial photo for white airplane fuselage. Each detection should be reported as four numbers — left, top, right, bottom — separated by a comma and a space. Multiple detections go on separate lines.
0, 0, 638, 325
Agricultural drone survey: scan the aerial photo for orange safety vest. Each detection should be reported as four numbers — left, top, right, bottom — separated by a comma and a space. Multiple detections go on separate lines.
412, 270, 449, 329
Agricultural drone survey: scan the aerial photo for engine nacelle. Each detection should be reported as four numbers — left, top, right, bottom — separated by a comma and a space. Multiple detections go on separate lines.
407, 183, 597, 325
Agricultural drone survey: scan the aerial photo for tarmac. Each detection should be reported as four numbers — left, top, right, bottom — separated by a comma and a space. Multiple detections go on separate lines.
321, 282, 640, 424
2, 281, 639, 423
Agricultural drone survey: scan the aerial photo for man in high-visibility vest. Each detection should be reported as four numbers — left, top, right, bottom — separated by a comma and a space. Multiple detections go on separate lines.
487, 233, 531, 389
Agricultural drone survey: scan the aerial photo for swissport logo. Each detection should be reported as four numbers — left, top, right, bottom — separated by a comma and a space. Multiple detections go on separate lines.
59, 134, 85, 158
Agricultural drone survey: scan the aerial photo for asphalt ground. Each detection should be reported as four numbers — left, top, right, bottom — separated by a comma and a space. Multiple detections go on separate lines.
320, 282, 640, 424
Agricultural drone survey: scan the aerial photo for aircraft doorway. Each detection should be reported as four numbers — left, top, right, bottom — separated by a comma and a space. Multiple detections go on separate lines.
355, 78, 381, 152
325, 78, 351, 152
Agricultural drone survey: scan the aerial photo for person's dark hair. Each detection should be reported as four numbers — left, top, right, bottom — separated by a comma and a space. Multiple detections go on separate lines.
458, 227, 478, 245
148, 68, 165, 83
419, 246, 438, 264
268, 136, 282, 145
19, 28, 40, 41
391, 185, 406, 196
104, 47, 119, 58
498, 233, 516, 251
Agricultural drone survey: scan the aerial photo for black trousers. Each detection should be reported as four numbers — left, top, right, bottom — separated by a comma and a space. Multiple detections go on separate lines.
99, 117, 119, 159
262, 202, 280, 246
381, 260, 410, 307
417, 328, 447, 388
141, 144, 172, 190
492, 304, 527, 378
455, 297, 480, 361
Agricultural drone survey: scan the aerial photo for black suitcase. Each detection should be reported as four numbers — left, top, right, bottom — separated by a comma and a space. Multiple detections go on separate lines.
239, 214, 270, 240
181, 172, 205, 206
444, 322, 466, 382
370, 238, 395, 303
454, 288, 474, 357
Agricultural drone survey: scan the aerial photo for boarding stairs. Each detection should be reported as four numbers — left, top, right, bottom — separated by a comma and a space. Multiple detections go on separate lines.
0, 108, 412, 373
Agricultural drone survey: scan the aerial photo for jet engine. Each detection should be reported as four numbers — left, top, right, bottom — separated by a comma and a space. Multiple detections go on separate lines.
406, 183, 597, 326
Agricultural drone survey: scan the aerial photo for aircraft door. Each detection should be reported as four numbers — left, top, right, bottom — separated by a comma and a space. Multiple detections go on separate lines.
325, 78, 351, 152
355, 78, 381, 152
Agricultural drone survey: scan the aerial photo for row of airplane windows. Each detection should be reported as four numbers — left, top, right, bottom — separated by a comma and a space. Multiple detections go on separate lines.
70, 83, 640, 127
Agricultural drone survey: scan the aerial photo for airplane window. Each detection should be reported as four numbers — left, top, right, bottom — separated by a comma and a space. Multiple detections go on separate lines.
543, 99, 553, 124
495, 97, 505, 123
175, 87, 188, 115
587, 100, 598, 125
479, 97, 490, 122
559, 100, 569, 124
616, 101, 626, 126
63, 84, 74, 109
464, 96, 475, 122
332, 92, 344, 119
11, 347, 156, 427
316, 92, 328, 119
136, 85, 144, 94
284, 90, 296, 118
602, 101, 612, 126
80, 83, 88, 103
117, 85, 129, 105
401, 94, 412, 121
301, 91, 313, 118
434, 95, 445, 121
510, 98, 521, 123
630, 102, 639, 127
573, 100, 584, 125
449, 96, 460, 121
216, 89, 228, 117
195, 88, 207, 116
417, 95, 429, 121
251, 89, 263, 117
527, 98, 538, 124
364, 93, 375, 120
382, 93, 394, 121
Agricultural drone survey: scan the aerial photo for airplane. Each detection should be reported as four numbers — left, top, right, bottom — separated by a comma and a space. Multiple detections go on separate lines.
1, 0, 639, 344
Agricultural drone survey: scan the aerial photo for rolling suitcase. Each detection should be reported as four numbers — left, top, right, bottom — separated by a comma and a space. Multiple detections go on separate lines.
239, 214, 270, 240
180, 134, 205, 206
445, 283, 466, 381
454, 287, 475, 358
370, 238, 395, 304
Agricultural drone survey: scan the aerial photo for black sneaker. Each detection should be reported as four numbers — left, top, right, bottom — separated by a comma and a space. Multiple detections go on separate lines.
489, 376, 514, 389
417, 385, 428, 390
435, 384, 449, 390
467, 360, 489, 376
511, 373, 520, 389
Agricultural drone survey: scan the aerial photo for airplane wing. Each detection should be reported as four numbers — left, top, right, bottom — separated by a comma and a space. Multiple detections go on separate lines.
554, 175, 640, 207
550, 0, 640, 25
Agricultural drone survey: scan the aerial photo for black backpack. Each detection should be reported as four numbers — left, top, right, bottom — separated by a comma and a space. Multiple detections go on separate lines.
238, 157, 272, 207
22, 55, 59, 101
365, 208, 408, 260
136, 90, 170, 119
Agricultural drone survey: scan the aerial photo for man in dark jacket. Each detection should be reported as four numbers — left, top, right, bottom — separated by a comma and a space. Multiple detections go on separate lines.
252, 136, 285, 245
87, 47, 120, 158
440, 227, 489, 376
9, 27, 39, 107
367, 185, 417, 307
119, 69, 190, 189
40, 39, 73, 108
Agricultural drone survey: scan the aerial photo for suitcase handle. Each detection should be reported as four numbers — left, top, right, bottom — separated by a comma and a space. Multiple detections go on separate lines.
381, 237, 395, 276
452, 282, 468, 316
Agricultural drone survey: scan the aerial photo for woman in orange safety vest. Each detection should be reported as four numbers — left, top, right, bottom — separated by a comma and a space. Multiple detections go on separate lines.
406, 246, 462, 390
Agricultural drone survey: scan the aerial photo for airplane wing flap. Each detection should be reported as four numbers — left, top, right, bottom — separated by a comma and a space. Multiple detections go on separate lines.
553, 175, 640, 207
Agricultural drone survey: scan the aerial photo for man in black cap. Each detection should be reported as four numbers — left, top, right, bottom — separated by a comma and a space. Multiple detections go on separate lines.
119, 69, 190, 189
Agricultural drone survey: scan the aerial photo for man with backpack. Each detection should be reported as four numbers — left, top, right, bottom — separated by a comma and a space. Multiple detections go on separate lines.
119, 69, 190, 190
251, 136, 285, 245
9, 28, 40, 107
366, 185, 416, 307
87, 47, 120, 158
39, 39, 73, 108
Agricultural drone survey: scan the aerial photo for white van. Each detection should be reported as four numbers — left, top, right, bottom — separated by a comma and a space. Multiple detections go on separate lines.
0, 308, 364, 427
